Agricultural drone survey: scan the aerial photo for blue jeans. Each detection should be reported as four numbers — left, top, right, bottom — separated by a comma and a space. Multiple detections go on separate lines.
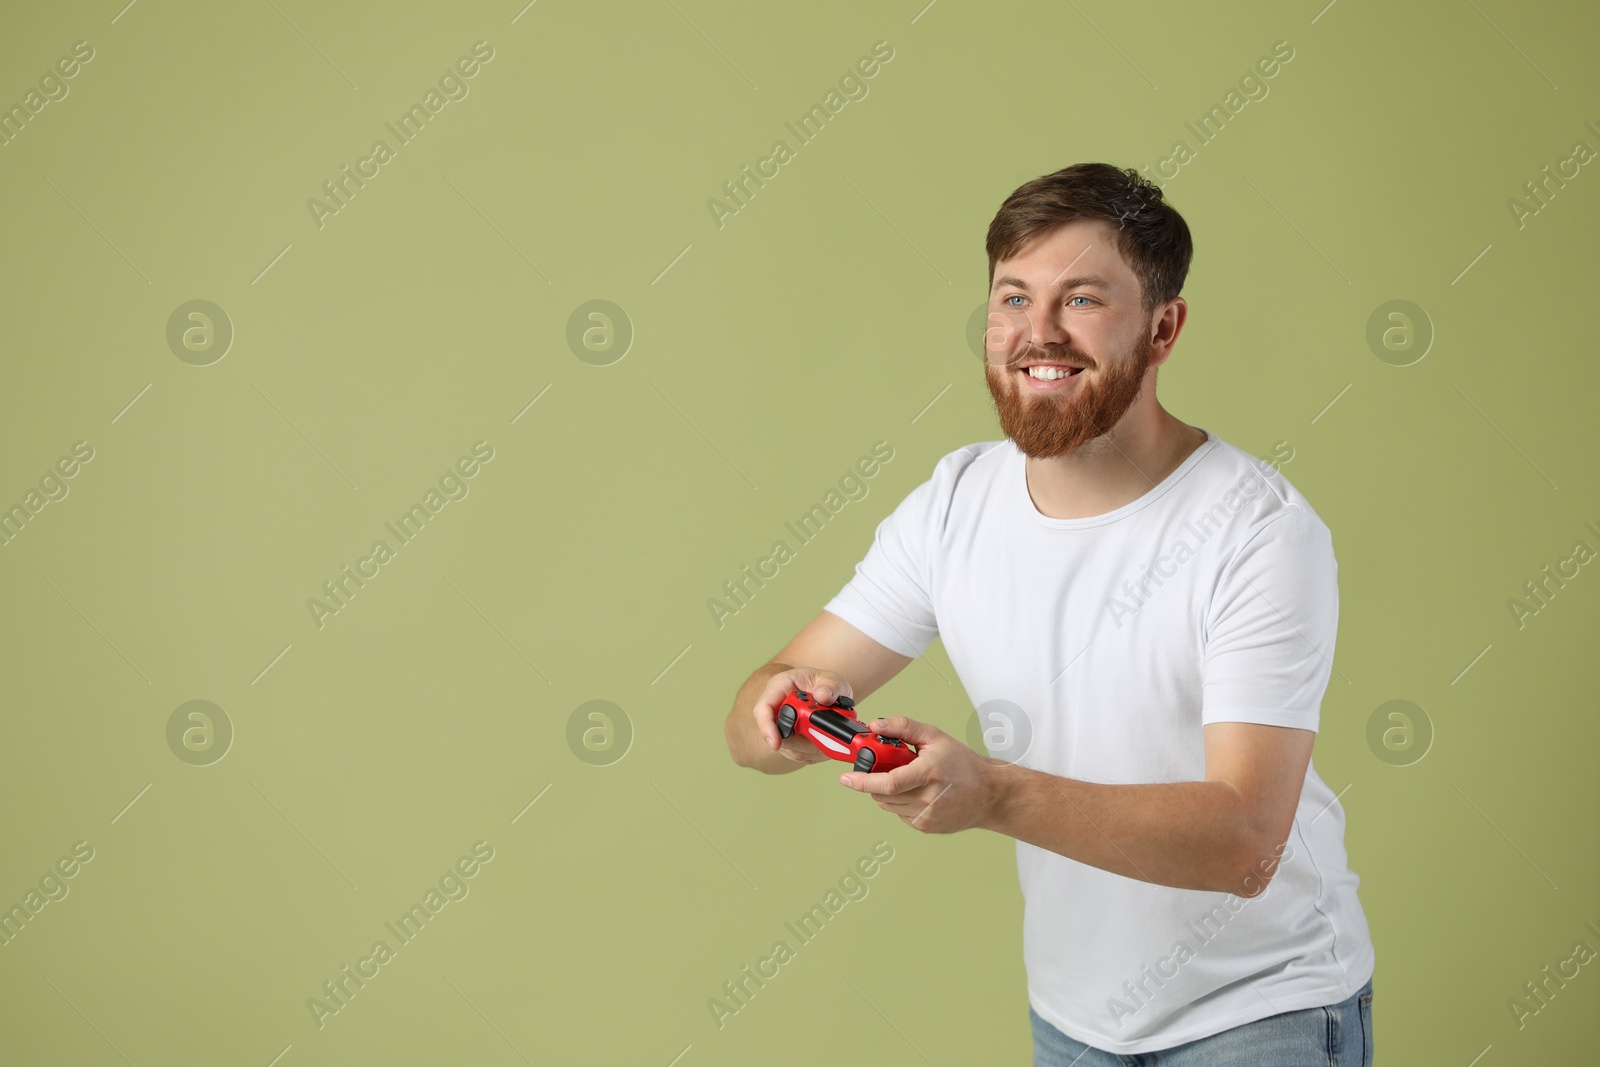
1031, 978, 1373, 1066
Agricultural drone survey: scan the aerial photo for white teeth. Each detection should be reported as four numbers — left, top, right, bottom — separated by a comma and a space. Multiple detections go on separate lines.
1026, 365, 1079, 380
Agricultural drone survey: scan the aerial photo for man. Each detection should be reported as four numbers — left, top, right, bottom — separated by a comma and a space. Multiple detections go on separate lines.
723, 163, 1374, 1065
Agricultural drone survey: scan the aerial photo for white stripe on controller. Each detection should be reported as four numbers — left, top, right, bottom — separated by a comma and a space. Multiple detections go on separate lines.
806, 728, 851, 755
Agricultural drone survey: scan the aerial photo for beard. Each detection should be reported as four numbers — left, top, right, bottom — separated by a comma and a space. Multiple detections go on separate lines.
983, 330, 1154, 458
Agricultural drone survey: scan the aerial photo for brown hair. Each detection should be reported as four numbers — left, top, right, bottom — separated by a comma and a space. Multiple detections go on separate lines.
985, 163, 1193, 316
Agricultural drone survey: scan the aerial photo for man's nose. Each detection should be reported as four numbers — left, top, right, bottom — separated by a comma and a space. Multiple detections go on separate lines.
1026, 305, 1067, 347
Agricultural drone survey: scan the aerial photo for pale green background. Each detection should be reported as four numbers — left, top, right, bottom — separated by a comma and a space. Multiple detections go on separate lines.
1, 0, 1596, 1063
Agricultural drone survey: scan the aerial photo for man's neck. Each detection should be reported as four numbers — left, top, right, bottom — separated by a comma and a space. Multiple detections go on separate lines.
1023, 405, 1207, 521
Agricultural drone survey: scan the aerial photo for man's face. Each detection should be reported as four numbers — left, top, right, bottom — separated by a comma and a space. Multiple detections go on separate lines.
982, 219, 1157, 458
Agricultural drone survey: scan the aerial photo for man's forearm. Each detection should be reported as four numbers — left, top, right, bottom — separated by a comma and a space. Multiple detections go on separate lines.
982, 763, 1283, 896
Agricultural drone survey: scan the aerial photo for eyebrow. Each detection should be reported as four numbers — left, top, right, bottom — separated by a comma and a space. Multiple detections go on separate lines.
992, 273, 1114, 293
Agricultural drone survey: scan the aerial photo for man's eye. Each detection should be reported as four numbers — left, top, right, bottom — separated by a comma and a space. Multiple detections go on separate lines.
1068, 296, 1093, 307
1003, 294, 1025, 308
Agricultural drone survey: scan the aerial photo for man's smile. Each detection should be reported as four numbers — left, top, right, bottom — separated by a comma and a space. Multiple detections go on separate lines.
1017, 363, 1086, 391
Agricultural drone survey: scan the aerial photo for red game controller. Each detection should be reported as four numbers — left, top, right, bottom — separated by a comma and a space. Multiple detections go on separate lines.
775, 689, 918, 774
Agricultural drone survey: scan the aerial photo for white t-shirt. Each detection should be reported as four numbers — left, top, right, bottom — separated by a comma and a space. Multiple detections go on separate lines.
822, 428, 1375, 1054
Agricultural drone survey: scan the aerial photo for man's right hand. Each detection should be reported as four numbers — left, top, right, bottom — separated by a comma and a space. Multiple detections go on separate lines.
727, 612, 913, 774
752, 667, 856, 767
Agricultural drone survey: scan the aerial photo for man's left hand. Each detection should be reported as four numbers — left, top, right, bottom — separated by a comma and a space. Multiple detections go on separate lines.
838, 715, 1009, 834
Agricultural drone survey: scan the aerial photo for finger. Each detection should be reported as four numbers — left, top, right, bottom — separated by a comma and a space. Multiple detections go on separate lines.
780, 736, 826, 764
874, 791, 932, 813
752, 672, 798, 749
864, 714, 942, 747
809, 673, 851, 706
840, 759, 928, 796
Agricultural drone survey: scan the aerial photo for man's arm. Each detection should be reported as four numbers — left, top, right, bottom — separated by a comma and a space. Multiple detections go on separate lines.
844, 714, 1313, 896
984, 721, 1313, 895
725, 609, 914, 775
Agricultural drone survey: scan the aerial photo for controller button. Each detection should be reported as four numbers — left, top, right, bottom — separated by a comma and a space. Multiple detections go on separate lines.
853, 749, 876, 773
834, 694, 855, 709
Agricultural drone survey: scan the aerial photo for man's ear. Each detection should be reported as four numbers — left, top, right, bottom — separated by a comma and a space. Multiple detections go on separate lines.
1148, 298, 1187, 366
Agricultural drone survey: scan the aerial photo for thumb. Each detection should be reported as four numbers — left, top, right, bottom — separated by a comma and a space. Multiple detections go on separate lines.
864, 714, 941, 747
807, 674, 849, 705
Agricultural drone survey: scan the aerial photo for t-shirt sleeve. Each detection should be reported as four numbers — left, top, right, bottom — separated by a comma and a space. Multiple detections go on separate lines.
1200, 506, 1339, 732
820, 467, 946, 660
